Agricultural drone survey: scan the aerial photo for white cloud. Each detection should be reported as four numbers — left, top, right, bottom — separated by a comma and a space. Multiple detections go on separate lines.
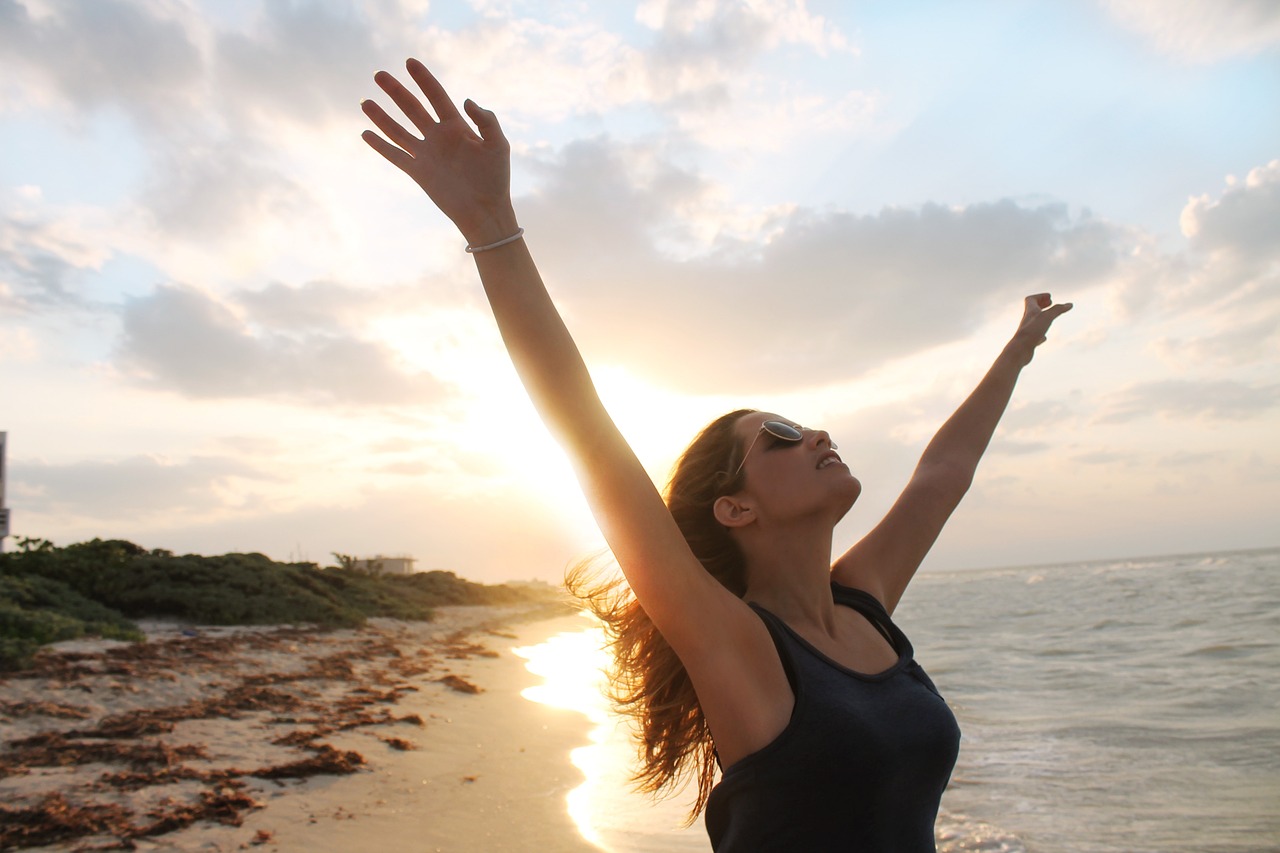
212, 0, 380, 128
231, 279, 404, 332
114, 283, 452, 405
518, 137, 1122, 392
0, 0, 203, 125
400, 0, 870, 160
14, 453, 272, 519
1097, 378, 1280, 424
140, 140, 311, 240
0, 212, 112, 311
1181, 160, 1280, 264
1140, 161, 1280, 367
636, 0, 853, 56
1099, 0, 1280, 62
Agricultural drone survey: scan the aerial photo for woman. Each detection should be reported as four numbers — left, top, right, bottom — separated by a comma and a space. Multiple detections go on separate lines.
361, 59, 1071, 852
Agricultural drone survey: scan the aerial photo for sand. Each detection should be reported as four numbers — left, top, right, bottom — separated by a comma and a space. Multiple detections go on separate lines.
0, 605, 602, 852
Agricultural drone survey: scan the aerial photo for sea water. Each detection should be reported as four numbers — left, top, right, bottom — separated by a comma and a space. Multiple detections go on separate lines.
515, 548, 1280, 852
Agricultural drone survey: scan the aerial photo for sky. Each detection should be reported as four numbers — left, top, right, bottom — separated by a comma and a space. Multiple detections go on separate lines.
2, 0, 1278, 583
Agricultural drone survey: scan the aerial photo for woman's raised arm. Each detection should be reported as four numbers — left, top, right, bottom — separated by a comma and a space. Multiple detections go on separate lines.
832, 293, 1073, 613
362, 60, 604, 451
359, 61, 749, 652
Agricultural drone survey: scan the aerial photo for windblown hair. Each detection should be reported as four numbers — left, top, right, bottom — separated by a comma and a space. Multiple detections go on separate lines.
566, 409, 755, 822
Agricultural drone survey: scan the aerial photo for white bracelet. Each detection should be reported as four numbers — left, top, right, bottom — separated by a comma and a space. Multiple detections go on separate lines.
465, 227, 525, 253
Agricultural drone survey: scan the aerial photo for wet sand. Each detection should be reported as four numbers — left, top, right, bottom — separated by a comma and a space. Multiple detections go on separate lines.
0, 605, 600, 852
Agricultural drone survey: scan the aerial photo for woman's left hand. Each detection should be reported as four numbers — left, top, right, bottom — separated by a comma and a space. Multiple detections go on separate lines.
1007, 293, 1073, 365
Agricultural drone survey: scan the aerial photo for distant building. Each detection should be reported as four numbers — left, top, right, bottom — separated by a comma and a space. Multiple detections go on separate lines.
352, 555, 417, 575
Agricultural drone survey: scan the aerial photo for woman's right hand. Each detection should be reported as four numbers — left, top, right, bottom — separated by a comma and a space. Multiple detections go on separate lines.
1005, 292, 1073, 367
361, 59, 518, 246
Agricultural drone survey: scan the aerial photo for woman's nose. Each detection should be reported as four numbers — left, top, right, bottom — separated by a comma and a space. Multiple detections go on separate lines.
806, 428, 837, 451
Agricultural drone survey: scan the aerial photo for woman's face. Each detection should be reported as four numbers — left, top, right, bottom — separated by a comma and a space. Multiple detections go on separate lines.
730, 411, 861, 523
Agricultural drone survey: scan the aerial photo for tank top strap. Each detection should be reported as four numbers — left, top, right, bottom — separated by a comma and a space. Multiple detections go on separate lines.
747, 603, 802, 698
830, 581, 891, 636
830, 580, 912, 660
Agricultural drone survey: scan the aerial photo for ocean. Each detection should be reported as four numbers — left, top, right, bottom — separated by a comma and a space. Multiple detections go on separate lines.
514, 548, 1280, 852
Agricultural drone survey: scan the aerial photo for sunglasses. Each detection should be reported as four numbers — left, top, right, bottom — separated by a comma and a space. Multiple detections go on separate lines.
731, 420, 837, 478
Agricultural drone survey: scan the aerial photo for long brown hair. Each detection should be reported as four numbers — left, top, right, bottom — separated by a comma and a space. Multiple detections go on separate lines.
566, 408, 755, 822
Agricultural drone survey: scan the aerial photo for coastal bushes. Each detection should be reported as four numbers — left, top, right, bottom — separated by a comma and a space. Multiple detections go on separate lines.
0, 537, 557, 669
0, 572, 145, 671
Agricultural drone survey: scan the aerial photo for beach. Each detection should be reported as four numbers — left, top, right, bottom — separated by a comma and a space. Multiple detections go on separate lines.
4, 548, 1276, 852
0, 605, 599, 852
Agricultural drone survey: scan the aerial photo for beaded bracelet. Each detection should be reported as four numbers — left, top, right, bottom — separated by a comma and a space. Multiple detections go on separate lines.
465, 227, 525, 254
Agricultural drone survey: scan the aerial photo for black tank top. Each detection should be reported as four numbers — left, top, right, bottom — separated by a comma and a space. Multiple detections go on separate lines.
704, 582, 960, 852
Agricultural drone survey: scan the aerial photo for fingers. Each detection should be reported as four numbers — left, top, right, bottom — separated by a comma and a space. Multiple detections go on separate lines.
360, 129, 414, 173
406, 58, 464, 123
1023, 292, 1071, 317
374, 69, 439, 135
464, 99, 508, 147
361, 99, 421, 153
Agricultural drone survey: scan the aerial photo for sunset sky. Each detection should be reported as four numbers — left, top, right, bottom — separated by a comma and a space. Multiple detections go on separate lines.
3, 0, 1278, 583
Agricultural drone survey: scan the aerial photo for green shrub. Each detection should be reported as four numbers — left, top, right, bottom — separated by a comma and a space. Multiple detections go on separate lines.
0, 573, 143, 669
0, 537, 559, 669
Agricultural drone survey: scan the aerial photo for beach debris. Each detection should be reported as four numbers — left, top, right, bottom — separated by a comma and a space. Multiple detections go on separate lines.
379, 736, 416, 751
136, 783, 262, 835
271, 728, 326, 748
0, 782, 263, 849
441, 632, 499, 660
1, 733, 208, 778
0, 792, 134, 849
249, 744, 366, 779
0, 699, 92, 720
0, 608, 532, 850
96, 764, 238, 792
437, 674, 483, 694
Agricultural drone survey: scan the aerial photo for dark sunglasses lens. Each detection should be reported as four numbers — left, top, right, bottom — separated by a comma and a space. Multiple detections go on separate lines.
762, 422, 804, 442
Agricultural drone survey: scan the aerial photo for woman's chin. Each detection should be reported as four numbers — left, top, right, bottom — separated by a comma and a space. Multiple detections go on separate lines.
834, 476, 862, 518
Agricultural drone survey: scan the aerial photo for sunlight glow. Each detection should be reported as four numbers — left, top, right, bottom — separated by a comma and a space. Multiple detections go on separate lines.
514, 622, 613, 849
514, 620, 709, 852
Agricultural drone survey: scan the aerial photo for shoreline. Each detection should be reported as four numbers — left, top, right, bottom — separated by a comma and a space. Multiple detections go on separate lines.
0, 605, 601, 852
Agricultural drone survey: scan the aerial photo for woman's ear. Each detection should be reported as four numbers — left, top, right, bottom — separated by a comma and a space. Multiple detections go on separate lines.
714, 494, 754, 529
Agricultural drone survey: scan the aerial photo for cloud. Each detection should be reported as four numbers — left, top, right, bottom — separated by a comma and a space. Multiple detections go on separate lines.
1181, 160, 1280, 267
0, 213, 110, 312
408, 0, 869, 158
1152, 310, 1280, 370
231, 278, 418, 332
1108, 161, 1280, 371
1099, 0, 1280, 62
1071, 450, 1131, 465
140, 141, 310, 241
106, 481, 592, 583
0, 0, 202, 126
0, 222, 83, 310
1158, 450, 1226, 468
115, 283, 452, 406
213, 0, 380, 128
519, 138, 1122, 392
13, 454, 270, 519
635, 0, 853, 106
637, 0, 852, 59
1096, 378, 1280, 424
1, 1, 364, 247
